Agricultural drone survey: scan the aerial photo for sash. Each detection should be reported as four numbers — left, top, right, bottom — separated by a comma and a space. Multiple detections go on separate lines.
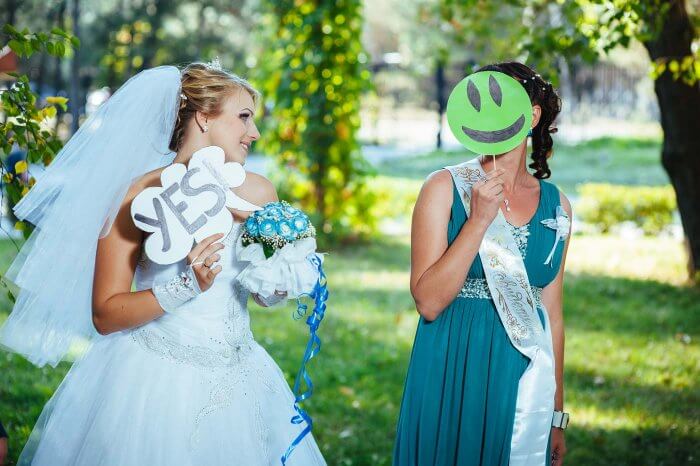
446, 157, 556, 466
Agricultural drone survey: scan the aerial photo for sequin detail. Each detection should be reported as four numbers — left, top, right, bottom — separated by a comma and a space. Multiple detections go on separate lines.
508, 222, 530, 258
131, 283, 254, 368
458, 277, 543, 305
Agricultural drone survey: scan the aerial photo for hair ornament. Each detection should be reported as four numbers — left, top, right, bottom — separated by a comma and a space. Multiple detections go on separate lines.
207, 56, 223, 71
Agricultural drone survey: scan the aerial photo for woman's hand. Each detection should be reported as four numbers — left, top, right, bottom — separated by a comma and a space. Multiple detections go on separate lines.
468, 168, 505, 229
550, 427, 567, 465
188, 232, 225, 292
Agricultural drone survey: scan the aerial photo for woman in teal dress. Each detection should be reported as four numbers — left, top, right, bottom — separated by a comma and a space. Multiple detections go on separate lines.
394, 62, 572, 466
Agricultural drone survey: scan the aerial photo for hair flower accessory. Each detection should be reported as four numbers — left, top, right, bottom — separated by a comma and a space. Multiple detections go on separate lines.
541, 205, 570, 267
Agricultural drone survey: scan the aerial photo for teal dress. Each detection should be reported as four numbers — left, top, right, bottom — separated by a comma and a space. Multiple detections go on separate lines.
393, 174, 566, 466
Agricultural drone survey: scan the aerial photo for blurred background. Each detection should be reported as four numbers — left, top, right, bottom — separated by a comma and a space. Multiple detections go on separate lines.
0, 0, 698, 465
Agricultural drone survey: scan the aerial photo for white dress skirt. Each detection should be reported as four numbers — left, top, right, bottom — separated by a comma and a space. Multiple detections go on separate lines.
17, 222, 327, 466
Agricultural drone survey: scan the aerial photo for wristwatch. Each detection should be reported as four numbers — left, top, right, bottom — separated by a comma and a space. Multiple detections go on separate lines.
552, 410, 569, 429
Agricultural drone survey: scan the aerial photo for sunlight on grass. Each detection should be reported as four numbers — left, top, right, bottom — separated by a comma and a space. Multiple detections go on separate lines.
0, 138, 697, 465
567, 234, 688, 285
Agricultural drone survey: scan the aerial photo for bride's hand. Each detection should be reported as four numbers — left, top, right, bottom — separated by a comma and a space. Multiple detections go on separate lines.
188, 232, 225, 292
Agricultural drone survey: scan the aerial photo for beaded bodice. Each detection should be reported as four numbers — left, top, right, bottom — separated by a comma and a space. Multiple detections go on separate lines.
130, 222, 255, 367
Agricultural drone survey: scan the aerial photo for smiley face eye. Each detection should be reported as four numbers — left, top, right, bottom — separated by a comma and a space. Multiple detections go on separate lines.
489, 75, 502, 107
467, 80, 481, 112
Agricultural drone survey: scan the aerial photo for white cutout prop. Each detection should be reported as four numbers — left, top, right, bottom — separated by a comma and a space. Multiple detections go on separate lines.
131, 145, 261, 264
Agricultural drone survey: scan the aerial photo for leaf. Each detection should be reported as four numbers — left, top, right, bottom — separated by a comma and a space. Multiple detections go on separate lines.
46, 96, 68, 111
43, 106, 57, 119
2, 24, 19, 35
55, 41, 66, 57
14, 160, 28, 174
50, 27, 68, 37
7, 39, 23, 55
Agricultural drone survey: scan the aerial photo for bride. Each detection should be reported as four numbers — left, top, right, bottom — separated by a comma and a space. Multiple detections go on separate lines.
0, 62, 326, 465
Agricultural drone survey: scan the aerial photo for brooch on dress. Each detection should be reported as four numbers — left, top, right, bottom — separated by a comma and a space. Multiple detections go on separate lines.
541, 205, 570, 267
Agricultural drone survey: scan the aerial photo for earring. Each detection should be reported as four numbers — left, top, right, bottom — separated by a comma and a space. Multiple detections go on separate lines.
527, 128, 533, 137
203, 124, 209, 133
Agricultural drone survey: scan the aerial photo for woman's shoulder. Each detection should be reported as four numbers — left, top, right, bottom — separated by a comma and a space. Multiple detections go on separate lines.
540, 178, 572, 217
419, 168, 455, 203
235, 171, 278, 206
423, 168, 455, 194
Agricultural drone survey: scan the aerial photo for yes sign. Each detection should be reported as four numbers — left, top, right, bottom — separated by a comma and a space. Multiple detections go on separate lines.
130, 145, 261, 264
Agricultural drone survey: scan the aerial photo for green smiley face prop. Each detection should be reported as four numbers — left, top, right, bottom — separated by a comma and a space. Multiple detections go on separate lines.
446, 71, 533, 155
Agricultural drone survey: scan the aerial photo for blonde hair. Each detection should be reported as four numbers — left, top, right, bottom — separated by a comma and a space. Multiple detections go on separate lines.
169, 62, 261, 152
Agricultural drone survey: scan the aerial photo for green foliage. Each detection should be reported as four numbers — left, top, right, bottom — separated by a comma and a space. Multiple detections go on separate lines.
257, 0, 372, 245
0, 24, 79, 239
3, 23, 80, 59
577, 183, 677, 234
437, 0, 698, 86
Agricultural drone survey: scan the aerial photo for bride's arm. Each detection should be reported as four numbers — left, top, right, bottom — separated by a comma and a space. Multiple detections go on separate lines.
92, 179, 167, 335
92, 177, 224, 335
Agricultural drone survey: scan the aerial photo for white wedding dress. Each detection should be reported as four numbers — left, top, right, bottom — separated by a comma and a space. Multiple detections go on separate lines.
17, 221, 327, 466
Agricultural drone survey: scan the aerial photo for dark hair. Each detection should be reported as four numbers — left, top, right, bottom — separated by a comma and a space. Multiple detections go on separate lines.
476, 61, 561, 179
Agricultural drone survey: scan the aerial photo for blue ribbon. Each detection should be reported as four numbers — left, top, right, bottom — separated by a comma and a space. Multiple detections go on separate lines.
281, 254, 328, 465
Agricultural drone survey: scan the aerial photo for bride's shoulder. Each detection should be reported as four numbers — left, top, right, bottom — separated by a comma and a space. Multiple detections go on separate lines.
235, 171, 278, 206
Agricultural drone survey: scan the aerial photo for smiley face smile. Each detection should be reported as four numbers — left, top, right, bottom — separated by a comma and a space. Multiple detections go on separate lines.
461, 114, 526, 143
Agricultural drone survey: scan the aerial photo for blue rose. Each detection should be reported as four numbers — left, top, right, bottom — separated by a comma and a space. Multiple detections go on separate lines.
277, 219, 297, 241
292, 215, 309, 233
245, 217, 259, 236
284, 204, 299, 216
259, 219, 277, 237
266, 205, 284, 220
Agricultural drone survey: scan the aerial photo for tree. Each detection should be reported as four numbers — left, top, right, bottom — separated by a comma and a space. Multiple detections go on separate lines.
256, 0, 372, 243
640, 1, 700, 282
439, 0, 700, 281
1, 25, 79, 235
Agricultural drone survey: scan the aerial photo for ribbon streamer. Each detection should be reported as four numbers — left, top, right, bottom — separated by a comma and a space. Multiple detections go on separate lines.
541, 205, 570, 267
281, 254, 328, 465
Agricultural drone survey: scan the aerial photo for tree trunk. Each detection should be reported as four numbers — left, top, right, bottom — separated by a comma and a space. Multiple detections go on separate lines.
642, 0, 700, 282
435, 59, 445, 150
52, 0, 67, 132
70, 0, 81, 135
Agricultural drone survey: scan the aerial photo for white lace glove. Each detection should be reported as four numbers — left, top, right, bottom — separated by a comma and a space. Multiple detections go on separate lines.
152, 264, 202, 313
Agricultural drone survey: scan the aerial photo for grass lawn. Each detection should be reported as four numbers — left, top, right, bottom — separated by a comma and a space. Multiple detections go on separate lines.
1, 137, 698, 465
376, 136, 669, 196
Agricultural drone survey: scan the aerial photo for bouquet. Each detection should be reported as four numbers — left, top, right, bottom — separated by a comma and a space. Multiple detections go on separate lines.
236, 201, 321, 300
241, 200, 316, 258
234, 200, 328, 465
